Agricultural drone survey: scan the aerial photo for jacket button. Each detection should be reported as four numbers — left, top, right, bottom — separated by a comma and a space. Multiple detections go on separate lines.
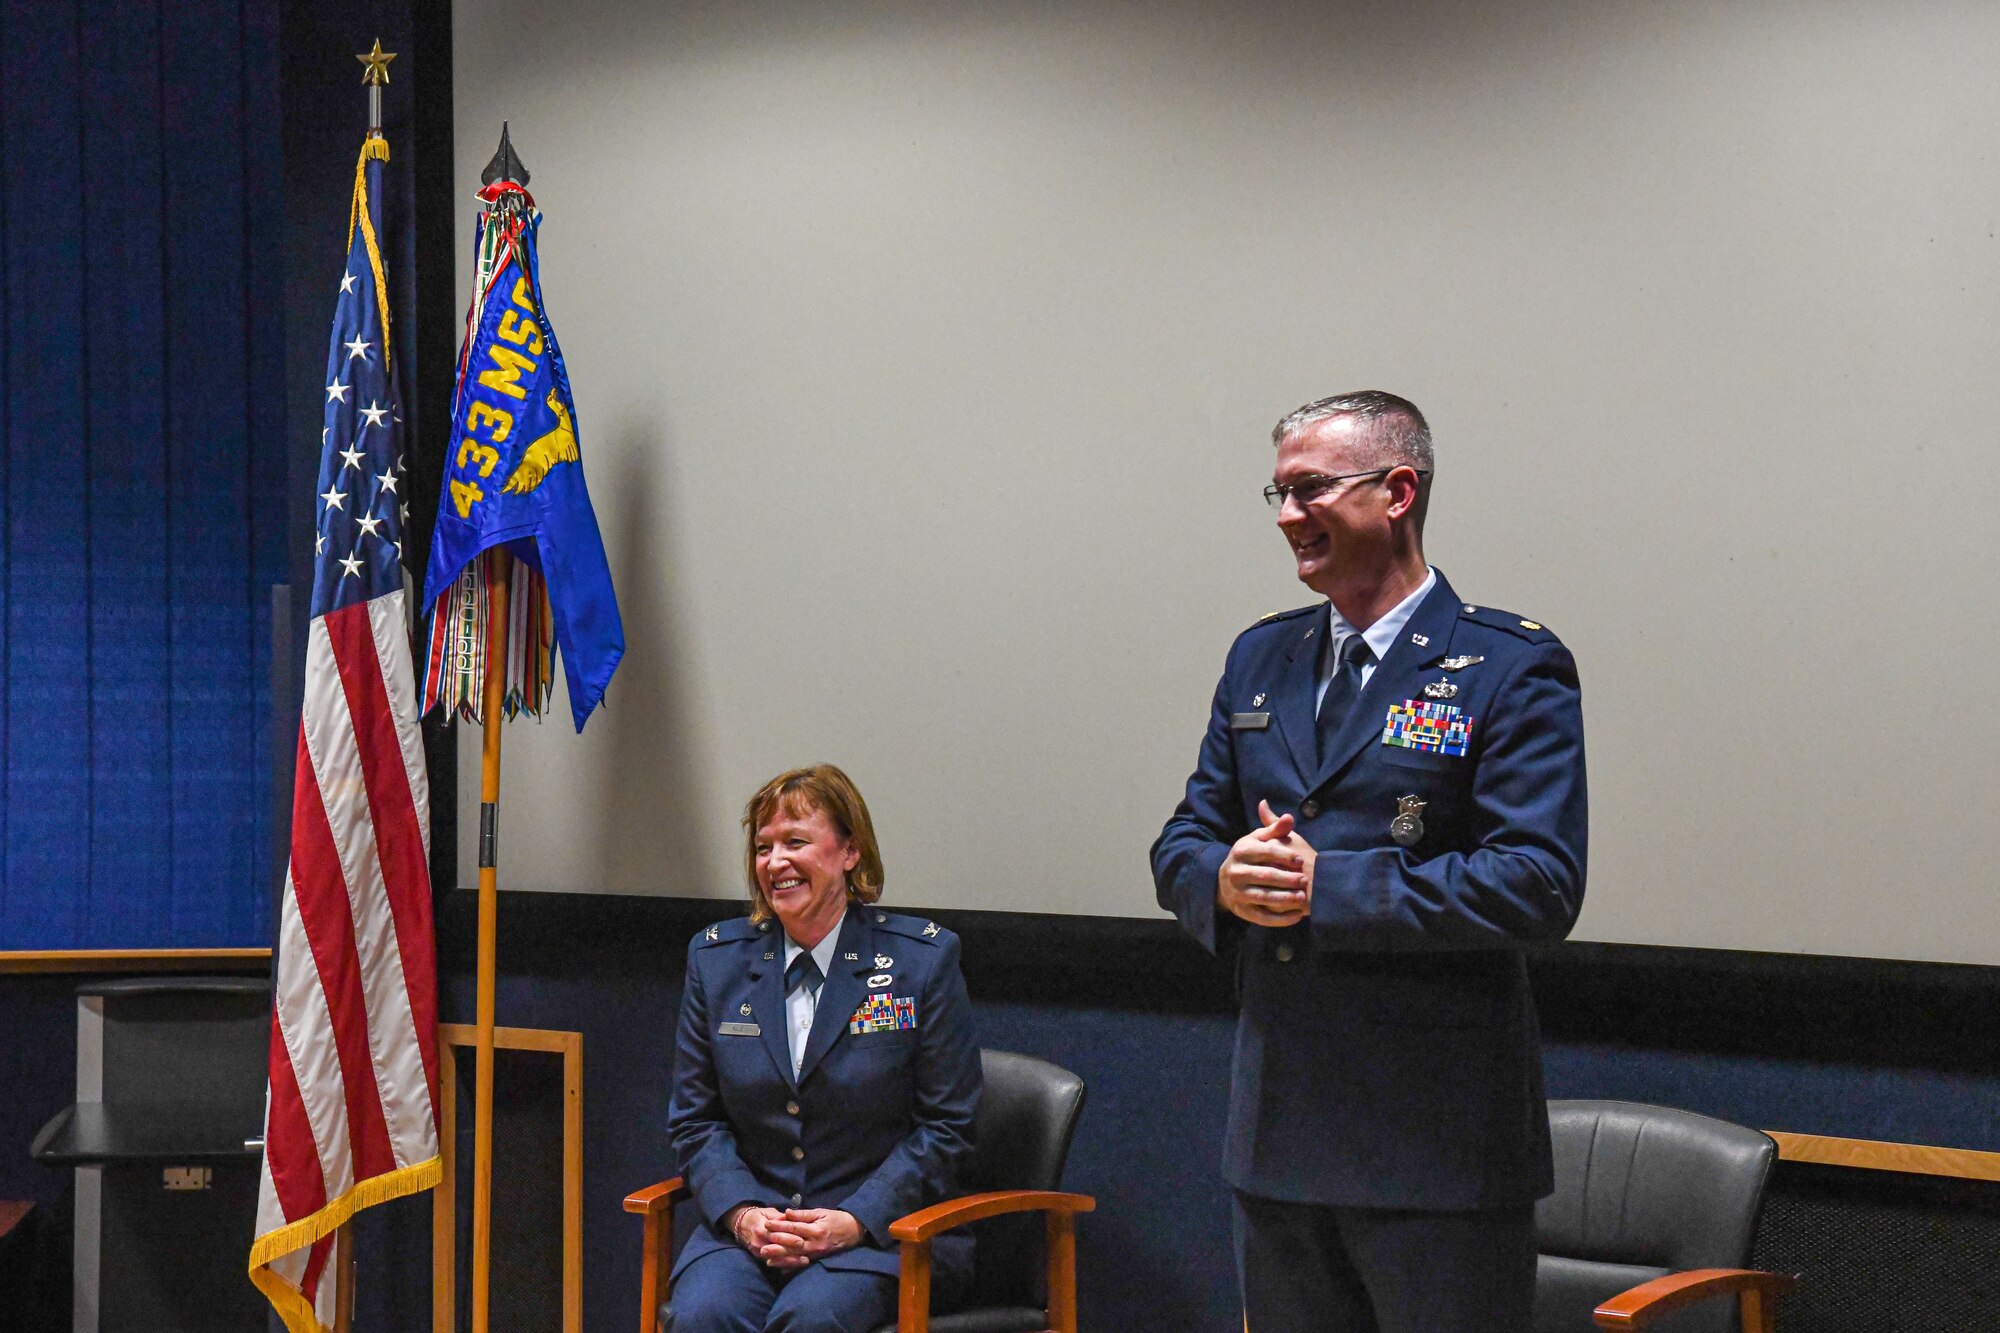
791, 1193, 802, 1206
1300, 800, 1319, 819
1275, 944, 1295, 963
786, 1101, 800, 1116
791, 1147, 804, 1161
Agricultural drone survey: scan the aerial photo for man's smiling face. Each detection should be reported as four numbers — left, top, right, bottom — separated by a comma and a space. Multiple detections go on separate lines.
1272, 414, 1397, 597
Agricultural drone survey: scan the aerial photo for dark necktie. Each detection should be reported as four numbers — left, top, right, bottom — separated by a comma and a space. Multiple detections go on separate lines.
1317, 632, 1375, 757
784, 950, 823, 998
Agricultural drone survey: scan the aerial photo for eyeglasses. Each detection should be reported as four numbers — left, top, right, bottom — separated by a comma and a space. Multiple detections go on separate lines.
1262, 468, 1427, 509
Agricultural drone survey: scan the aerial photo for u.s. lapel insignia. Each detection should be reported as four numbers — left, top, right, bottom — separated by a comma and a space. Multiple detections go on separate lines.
923, 922, 941, 938
1411, 633, 1429, 647
1390, 794, 1427, 847
875, 955, 893, 969
843, 952, 859, 961
1252, 693, 1266, 707
739, 1002, 753, 1016
705, 923, 719, 941
1422, 680, 1458, 700
762, 951, 775, 961
1439, 655, 1484, 671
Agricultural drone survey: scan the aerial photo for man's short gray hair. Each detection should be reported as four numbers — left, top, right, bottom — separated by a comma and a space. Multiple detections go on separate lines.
1271, 390, 1434, 474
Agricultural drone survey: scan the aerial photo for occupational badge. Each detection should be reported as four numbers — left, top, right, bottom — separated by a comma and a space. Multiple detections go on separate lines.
868, 972, 893, 988
1421, 680, 1458, 700
875, 955, 893, 969
1438, 656, 1484, 671
1390, 794, 1427, 847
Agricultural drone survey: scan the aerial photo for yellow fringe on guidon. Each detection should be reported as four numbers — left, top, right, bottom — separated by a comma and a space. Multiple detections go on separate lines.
248, 1154, 441, 1333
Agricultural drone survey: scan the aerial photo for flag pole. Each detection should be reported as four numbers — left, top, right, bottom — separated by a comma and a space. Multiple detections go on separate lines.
471, 547, 511, 1333
334, 38, 398, 1333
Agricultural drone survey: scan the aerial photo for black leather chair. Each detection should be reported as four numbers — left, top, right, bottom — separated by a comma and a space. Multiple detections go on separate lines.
1537, 1100, 1795, 1333
626, 1049, 1092, 1333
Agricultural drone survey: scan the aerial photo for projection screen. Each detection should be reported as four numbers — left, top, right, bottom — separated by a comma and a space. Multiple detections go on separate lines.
451, 0, 2000, 965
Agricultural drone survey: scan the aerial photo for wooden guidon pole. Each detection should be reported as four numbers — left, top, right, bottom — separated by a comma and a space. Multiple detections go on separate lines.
470, 548, 512, 1333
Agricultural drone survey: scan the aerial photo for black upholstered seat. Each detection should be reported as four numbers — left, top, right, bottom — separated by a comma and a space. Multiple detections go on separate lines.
864, 1049, 1088, 1333
1536, 1100, 1783, 1333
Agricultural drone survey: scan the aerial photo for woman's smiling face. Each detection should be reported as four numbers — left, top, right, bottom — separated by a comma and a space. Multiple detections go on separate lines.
753, 800, 860, 941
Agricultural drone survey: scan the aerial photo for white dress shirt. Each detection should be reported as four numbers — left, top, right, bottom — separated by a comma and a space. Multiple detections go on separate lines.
1314, 566, 1438, 713
781, 928, 842, 1076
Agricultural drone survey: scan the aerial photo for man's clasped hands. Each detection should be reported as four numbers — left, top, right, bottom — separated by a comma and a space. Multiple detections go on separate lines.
1218, 800, 1318, 928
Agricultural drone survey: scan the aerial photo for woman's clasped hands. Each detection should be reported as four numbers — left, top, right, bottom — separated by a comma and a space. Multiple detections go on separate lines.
728, 1205, 864, 1270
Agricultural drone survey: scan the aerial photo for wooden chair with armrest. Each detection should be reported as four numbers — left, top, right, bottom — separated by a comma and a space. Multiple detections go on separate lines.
1537, 1100, 1798, 1333
626, 1049, 1093, 1333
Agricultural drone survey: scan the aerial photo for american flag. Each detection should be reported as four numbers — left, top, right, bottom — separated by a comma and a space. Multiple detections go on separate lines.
249, 140, 441, 1333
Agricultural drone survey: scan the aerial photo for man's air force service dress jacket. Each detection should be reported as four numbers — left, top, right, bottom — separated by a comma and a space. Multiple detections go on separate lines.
1153, 570, 1587, 1212
668, 906, 981, 1287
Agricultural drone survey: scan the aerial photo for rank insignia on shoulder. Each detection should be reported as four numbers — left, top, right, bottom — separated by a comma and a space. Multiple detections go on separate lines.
1439, 656, 1484, 671
1520, 620, 1542, 631
705, 924, 719, 941
923, 921, 941, 937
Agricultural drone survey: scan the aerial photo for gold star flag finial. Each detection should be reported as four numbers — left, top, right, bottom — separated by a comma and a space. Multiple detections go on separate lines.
357, 38, 396, 86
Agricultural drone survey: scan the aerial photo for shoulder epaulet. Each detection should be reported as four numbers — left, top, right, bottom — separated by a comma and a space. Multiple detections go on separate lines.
1457, 602, 1560, 644
693, 916, 761, 948
870, 911, 952, 945
1250, 604, 1318, 630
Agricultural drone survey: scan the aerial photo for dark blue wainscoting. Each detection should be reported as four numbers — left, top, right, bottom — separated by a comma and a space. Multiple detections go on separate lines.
5, 898, 2000, 1331
340, 893, 2000, 1333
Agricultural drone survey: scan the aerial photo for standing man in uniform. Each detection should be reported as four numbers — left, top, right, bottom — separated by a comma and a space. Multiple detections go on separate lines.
1153, 391, 1587, 1333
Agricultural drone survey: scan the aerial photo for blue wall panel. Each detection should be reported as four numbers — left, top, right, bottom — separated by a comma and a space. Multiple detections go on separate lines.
0, 0, 285, 950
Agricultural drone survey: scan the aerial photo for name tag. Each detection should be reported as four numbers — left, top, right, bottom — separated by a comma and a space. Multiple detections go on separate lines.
1230, 712, 1271, 730
718, 1021, 760, 1037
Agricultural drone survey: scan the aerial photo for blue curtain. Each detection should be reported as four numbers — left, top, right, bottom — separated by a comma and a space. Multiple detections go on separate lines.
0, 0, 285, 949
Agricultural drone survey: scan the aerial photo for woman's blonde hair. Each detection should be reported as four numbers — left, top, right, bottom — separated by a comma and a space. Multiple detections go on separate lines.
740, 764, 885, 924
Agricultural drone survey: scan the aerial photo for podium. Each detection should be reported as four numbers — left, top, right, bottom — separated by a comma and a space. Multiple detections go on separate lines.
31, 977, 269, 1333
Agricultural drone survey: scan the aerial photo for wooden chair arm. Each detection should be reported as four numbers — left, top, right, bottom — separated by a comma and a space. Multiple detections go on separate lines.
622, 1177, 689, 1217
625, 1178, 690, 1333
891, 1191, 1096, 1333
1594, 1268, 1799, 1330
888, 1189, 1097, 1243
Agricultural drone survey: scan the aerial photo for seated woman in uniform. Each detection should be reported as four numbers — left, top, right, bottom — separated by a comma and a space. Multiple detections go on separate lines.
666, 763, 982, 1333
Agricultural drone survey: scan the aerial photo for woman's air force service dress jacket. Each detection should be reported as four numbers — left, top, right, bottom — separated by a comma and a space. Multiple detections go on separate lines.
667, 906, 982, 1288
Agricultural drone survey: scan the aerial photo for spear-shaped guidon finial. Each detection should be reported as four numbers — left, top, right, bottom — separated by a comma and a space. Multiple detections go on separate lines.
482, 122, 530, 188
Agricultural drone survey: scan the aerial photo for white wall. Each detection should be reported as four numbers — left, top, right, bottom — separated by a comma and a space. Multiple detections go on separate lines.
453, 0, 2000, 964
